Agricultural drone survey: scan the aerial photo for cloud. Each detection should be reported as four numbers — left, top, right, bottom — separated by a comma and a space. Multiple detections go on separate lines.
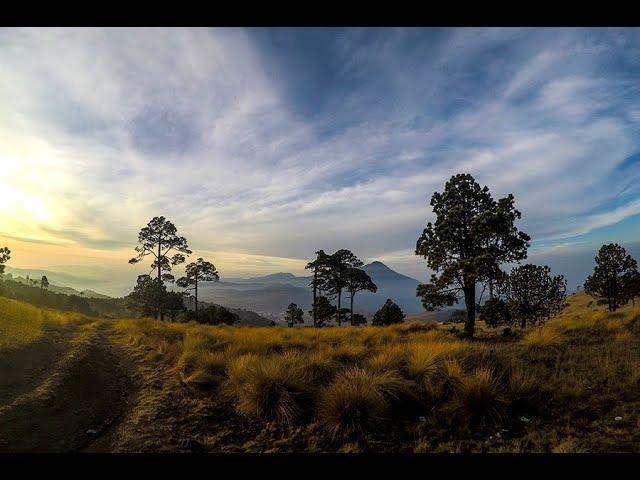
0, 28, 639, 287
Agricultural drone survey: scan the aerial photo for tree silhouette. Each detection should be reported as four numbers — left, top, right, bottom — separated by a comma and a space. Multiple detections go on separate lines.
584, 243, 638, 312
344, 267, 377, 325
125, 274, 167, 318
177, 258, 219, 321
501, 264, 566, 327
0, 246, 10, 276
305, 250, 331, 327
308, 295, 334, 328
372, 299, 405, 326
40, 275, 49, 291
284, 302, 304, 327
324, 250, 363, 326
351, 313, 368, 326
164, 291, 186, 322
416, 174, 529, 337
129, 216, 191, 320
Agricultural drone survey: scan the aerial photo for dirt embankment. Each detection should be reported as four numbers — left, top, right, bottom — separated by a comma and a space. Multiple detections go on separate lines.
0, 322, 134, 452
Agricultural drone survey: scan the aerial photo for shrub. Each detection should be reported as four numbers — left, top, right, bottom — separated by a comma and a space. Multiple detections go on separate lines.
372, 299, 405, 326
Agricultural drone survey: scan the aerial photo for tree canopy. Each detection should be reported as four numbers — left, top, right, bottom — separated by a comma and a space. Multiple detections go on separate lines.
129, 216, 191, 320
284, 302, 304, 327
372, 299, 405, 326
584, 243, 639, 312
0, 246, 10, 276
344, 267, 377, 326
501, 264, 566, 327
415, 173, 529, 337
177, 257, 219, 320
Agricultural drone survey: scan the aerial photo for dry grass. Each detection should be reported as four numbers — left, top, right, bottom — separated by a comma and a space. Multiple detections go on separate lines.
0, 297, 90, 350
105, 291, 640, 451
319, 367, 414, 437
522, 325, 562, 349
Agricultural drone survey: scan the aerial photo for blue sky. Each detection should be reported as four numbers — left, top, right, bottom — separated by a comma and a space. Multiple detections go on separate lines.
1, 28, 640, 294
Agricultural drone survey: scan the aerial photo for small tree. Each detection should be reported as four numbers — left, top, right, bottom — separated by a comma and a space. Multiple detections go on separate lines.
284, 302, 304, 327
164, 291, 186, 322
344, 267, 377, 325
126, 275, 167, 318
129, 216, 192, 320
197, 305, 238, 325
478, 297, 511, 328
40, 275, 49, 290
584, 243, 639, 312
177, 258, 219, 321
351, 313, 368, 326
502, 264, 567, 328
0, 246, 10, 276
372, 299, 405, 326
415, 174, 529, 337
308, 295, 335, 328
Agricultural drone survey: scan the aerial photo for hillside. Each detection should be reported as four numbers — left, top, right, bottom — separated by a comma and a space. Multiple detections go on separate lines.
1, 292, 639, 452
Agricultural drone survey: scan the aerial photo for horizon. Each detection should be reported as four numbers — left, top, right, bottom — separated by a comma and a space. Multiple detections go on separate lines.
2, 28, 640, 295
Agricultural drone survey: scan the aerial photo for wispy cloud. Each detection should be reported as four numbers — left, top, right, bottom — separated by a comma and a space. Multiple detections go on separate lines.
1, 28, 640, 285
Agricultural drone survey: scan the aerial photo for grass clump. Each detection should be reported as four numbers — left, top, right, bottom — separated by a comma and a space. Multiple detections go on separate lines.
319, 367, 414, 438
522, 326, 562, 349
226, 352, 313, 424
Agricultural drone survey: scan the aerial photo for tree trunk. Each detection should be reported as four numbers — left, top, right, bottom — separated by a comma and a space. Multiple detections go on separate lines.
464, 283, 476, 337
337, 288, 342, 327
312, 270, 317, 328
489, 278, 494, 301
350, 293, 354, 326
520, 317, 526, 329
157, 241, 164, 321
195, 278, 198, 321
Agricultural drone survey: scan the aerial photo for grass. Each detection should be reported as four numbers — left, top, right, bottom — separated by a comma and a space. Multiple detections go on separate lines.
0, 297, 90, 350
4, 290, 636, 452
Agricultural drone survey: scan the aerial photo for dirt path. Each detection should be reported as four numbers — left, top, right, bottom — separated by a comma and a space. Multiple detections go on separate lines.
0, 322, 134, 453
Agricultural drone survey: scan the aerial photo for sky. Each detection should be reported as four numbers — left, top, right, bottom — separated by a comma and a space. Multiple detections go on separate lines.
1, 27, 640, 296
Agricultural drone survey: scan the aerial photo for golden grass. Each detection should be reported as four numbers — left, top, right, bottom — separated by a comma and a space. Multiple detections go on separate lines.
319, 367, 414, 437
0, 297, 89, 350
107, 291, 640, 450
522, 325, 562, 349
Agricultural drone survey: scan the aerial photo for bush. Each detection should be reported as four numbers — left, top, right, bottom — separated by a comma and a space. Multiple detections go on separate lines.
372, 299, 405, 326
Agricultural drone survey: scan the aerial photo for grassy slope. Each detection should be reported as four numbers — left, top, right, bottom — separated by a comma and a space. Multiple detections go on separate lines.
1, 292, 639, 452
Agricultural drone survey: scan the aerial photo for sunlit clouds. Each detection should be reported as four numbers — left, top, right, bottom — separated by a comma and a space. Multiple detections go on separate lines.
1, 28, 640, 292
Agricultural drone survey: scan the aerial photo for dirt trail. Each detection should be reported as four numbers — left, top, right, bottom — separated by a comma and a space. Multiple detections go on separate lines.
0, 322, 134, 452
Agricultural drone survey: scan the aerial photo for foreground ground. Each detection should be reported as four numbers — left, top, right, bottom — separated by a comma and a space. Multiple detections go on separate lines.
0, 293, 639, 452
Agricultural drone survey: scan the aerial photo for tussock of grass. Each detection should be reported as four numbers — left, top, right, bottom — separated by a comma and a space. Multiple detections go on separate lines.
450, 366, 506, 426
320, 367, 413, 437
522, 326, 562, 349
226, 352, 313, 424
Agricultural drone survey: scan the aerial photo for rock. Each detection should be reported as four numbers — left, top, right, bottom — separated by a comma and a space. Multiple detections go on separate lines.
418, 416, 426, 423
615, 416, 623, 421
86, 429, 98, 435
520, 416, 531, 423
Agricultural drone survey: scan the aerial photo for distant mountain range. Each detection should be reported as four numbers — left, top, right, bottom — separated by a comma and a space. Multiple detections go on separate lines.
197, 261, 426, 317
4, 261, 446, 323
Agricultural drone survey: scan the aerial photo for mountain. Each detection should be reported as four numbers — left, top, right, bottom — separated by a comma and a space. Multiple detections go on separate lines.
198, 261, 424, 317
